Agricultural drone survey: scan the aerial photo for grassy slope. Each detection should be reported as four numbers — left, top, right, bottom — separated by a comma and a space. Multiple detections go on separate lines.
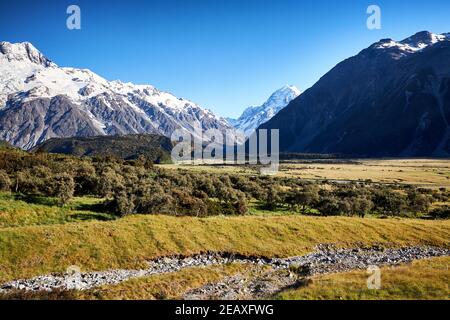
0, 214, 448, 283
275, 257, 450, 300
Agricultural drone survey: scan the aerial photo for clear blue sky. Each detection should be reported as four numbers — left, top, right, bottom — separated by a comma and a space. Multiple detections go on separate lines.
1, 0, 449, 118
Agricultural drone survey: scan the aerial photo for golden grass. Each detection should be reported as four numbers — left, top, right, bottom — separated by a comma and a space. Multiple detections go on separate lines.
274, 256, 450, 300
159, 159, 450, 188
0, 214, 448, 283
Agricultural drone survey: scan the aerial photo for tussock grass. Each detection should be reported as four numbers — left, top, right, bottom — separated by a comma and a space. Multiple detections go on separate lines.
274, 256, 450, 300
0, 214, 448, 283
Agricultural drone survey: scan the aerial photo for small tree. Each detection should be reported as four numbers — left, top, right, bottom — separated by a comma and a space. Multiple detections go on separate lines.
54, 174, 75, 207
111, 191, 136, 216
233, 192, 248, 215
264, 185, 282, 211
315, 196, 342, 216
407, 190, 432, 215
373, 189, 407, 216
291, 185, 319, 214
351, 196, 374, 218
0, 170, 11, 192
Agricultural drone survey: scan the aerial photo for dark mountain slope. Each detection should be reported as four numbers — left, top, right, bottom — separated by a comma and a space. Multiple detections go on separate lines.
260, 31, 450, 157
33, 134, 173, 162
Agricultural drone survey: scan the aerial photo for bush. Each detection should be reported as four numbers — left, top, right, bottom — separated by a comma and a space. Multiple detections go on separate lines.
350, 196, 374, 218
263, 185, 282, 211
407, 190, 432, 215
53, 174, 75, 207
372, 189, 407, 216
286, 185, 319, 213
429, 206, 450, 219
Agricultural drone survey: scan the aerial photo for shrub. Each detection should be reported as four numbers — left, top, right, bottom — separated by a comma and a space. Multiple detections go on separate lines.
53, 174, 76, 207
350, 196, 374, 218
429, 206, 450, 219
263, 185, 282, 211
407, 191, 432, 215
315, 196, 341, 216
287, 185, 319, 213
372, 189, 407, 216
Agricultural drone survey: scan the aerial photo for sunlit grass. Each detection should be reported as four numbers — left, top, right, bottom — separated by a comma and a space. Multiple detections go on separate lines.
0, 193, 114, 228
0, 214, 448, 283
274, 257, 450, 300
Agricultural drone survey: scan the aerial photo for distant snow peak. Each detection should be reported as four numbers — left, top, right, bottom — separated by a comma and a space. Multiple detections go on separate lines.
229, 85, 300, 137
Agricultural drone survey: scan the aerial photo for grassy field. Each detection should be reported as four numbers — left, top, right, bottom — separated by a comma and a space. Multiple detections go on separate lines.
275, 256, 450, 300
159, 159, 450, 188
0, 213, 448, 283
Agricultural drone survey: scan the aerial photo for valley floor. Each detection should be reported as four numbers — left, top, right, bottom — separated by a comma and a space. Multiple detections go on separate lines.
159, 158, 450, 188
1, 158, 449, 300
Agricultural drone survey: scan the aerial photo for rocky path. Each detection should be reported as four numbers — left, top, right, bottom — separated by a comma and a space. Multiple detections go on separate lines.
0, 246, 448, 295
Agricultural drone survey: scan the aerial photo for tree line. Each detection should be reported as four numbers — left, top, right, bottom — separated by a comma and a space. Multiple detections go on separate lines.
0, 148, 448, 219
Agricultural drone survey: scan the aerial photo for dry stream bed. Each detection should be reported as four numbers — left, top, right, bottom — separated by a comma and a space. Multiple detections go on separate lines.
1, 245, 448, 299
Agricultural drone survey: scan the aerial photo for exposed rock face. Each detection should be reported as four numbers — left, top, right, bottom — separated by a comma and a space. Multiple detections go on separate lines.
0, 41, 236, 149
260, 31, 450, 157
0, 96, 102, 150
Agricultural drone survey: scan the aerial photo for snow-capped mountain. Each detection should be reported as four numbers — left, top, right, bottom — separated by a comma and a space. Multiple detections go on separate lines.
0, 41, 235, 149
260, 31, 450, 157
228, 85, 300, 137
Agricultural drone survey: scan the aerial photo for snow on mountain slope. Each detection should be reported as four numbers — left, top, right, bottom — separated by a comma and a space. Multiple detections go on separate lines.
370, 31, 450, 59
0, 41, 236, 149
228, 85, 300, 137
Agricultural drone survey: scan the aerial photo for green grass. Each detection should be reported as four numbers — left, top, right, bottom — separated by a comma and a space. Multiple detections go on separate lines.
274, 257, 450, 300
0, 214, 448, 283
0, 193, 115, 228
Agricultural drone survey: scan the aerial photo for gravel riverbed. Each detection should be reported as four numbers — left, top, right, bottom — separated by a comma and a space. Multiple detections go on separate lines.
1, 245, 448, 294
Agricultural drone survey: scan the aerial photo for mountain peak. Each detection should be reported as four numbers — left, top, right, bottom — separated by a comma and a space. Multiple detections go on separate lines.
371, 31, 449, 57
229, 85, 301, 136
400, 31, 447, 47
0, 41, 55, 67
275, 85, 301, 96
